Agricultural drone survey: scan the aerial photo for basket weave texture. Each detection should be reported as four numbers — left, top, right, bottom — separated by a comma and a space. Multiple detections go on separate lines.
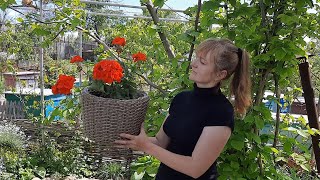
81, 88, 149, 158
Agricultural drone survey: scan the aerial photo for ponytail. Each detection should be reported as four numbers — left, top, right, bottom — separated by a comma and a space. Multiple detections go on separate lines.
231, 49, 252, 114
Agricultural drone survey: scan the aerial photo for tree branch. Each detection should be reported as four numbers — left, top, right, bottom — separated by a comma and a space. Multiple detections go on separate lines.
259, 0, 269, 44
145, 0, 175, 59
185, 0, 202, 74
8, 6, 66, 24
135, 72, 167, 95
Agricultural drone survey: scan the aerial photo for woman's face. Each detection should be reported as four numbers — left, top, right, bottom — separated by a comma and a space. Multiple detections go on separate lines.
189, 52, 225, 87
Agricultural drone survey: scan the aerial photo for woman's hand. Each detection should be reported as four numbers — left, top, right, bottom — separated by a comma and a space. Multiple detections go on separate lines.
114, 123, 151, 152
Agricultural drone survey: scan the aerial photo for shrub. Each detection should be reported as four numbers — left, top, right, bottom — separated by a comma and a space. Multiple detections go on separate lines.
0, 122, 28, 152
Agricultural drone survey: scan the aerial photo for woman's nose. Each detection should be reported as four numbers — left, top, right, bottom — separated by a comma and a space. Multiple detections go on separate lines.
190, 60, 197, 68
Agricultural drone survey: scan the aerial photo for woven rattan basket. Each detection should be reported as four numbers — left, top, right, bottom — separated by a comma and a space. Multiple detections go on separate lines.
81, 88, 149, 159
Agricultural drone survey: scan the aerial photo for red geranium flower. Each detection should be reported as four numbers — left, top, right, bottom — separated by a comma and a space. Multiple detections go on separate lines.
93, 60, 124, 84
112, 37, 126, 47
51, 74, 76, 95
70, 55, 84, 63
132, 52, 147, 62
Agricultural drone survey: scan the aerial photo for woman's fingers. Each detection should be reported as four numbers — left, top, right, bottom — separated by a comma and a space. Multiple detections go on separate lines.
120, 133, 135, 139
115, 140, 130, 144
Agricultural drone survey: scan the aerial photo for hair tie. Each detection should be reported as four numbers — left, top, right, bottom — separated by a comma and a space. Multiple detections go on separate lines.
237, 48, 243, 61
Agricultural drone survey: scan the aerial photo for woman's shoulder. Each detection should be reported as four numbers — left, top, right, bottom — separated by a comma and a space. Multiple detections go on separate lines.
172, 90, 192, 101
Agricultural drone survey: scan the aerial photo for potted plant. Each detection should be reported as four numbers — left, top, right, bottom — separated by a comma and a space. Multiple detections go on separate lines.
51, 37, 149, 158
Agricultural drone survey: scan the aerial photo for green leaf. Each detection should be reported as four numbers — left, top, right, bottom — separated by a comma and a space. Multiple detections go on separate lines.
55, 0, 64, 6
283, 127, 298, 131
230, 140, 244, 150
136, 167, 145, 174
297, 129, 309, 138
202, 1, 221, 11
178, 33, 194, 43
50, 108, 60, 117
244, 114, 254, 123
307, 129, 315, 135
278, 14, 298, 25
300, 164, 310, 171
275, 48, 287, 60
270, 147, 279, 154
145, 166, 157, 177
283, 141, 292, 152
255, 118, 264, 129
133, 171, 145, 180
32, 28, 51, 36
17, 17, 24, 23
34, 167, 46, 178
223, 166, 233, 171
230, 161, 240, 170
153, 0, 165, 7
252, 134, 261, 143
275, 157, 286, 162
0, 0, 16, 11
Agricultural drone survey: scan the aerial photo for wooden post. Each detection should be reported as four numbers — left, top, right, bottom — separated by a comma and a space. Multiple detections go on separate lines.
297, 56, 320, 172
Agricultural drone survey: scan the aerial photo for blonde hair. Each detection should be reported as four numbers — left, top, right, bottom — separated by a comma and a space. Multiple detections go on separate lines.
196, 38, 252, 114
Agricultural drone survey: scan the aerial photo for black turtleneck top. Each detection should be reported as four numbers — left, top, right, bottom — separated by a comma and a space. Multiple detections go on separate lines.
155, 84, 234, 180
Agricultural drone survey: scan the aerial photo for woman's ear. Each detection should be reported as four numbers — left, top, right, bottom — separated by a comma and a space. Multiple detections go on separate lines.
217, 70, 228, 80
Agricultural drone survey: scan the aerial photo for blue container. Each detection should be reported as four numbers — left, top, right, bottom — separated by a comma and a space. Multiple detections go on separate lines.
45, 95, 67, 119
265, 98, 290, 113
74, 81, 81, 87
4, 89, 66, 119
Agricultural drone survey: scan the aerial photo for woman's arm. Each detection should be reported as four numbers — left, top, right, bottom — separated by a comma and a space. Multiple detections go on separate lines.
148, 114, 170, 148
116, 125, 231, 178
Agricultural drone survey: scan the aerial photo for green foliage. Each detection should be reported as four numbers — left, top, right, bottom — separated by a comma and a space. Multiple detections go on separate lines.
153, 0, 166, 8
0, 122, 28, 152
0, 79, 4, 94
0, 24, 36, 64
25, 133, 95, 177
195, 0, 320, 179
0, 0, 16, 11
44, 58, 79, 89
218, 105, 318, 179
0, 131, 96, 179
130, 156, 160, 180
97, 162, 125, 180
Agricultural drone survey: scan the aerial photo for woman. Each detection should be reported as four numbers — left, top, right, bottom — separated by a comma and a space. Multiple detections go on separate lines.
115, 38, 251, 179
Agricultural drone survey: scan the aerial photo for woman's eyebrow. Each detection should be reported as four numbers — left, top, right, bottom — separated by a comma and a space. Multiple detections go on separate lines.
200, 56, 207, 63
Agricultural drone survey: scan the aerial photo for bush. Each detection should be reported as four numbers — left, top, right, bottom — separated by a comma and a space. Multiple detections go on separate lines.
0, 122, 28, 152
97, 162, 125, 180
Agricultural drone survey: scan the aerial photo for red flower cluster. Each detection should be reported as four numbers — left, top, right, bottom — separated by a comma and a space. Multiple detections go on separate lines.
132, 52, 147, 62
112, 37, 126, 47
52, 75, 76, 95
70, 55, 84, 63
52, 37, 147, 96
93, 60, 124, 84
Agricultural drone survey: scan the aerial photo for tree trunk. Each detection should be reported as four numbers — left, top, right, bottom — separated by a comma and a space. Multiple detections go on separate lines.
145, 0, 175, 59
298, 58, 320, 173
273, 74, 281, 148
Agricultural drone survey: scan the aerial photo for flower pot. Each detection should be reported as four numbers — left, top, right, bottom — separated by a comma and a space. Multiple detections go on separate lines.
81, 88, 149, 158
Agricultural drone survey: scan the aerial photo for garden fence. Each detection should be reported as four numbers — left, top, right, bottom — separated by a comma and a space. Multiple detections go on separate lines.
0, 100, 25, 121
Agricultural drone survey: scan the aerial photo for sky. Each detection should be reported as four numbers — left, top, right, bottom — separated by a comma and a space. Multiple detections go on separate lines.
120, 0, 198, 11
5, 0, 198, 21
111, 0, 198, 19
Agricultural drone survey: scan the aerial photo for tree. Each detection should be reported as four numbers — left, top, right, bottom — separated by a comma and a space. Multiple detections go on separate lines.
193, 0, 320, 178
